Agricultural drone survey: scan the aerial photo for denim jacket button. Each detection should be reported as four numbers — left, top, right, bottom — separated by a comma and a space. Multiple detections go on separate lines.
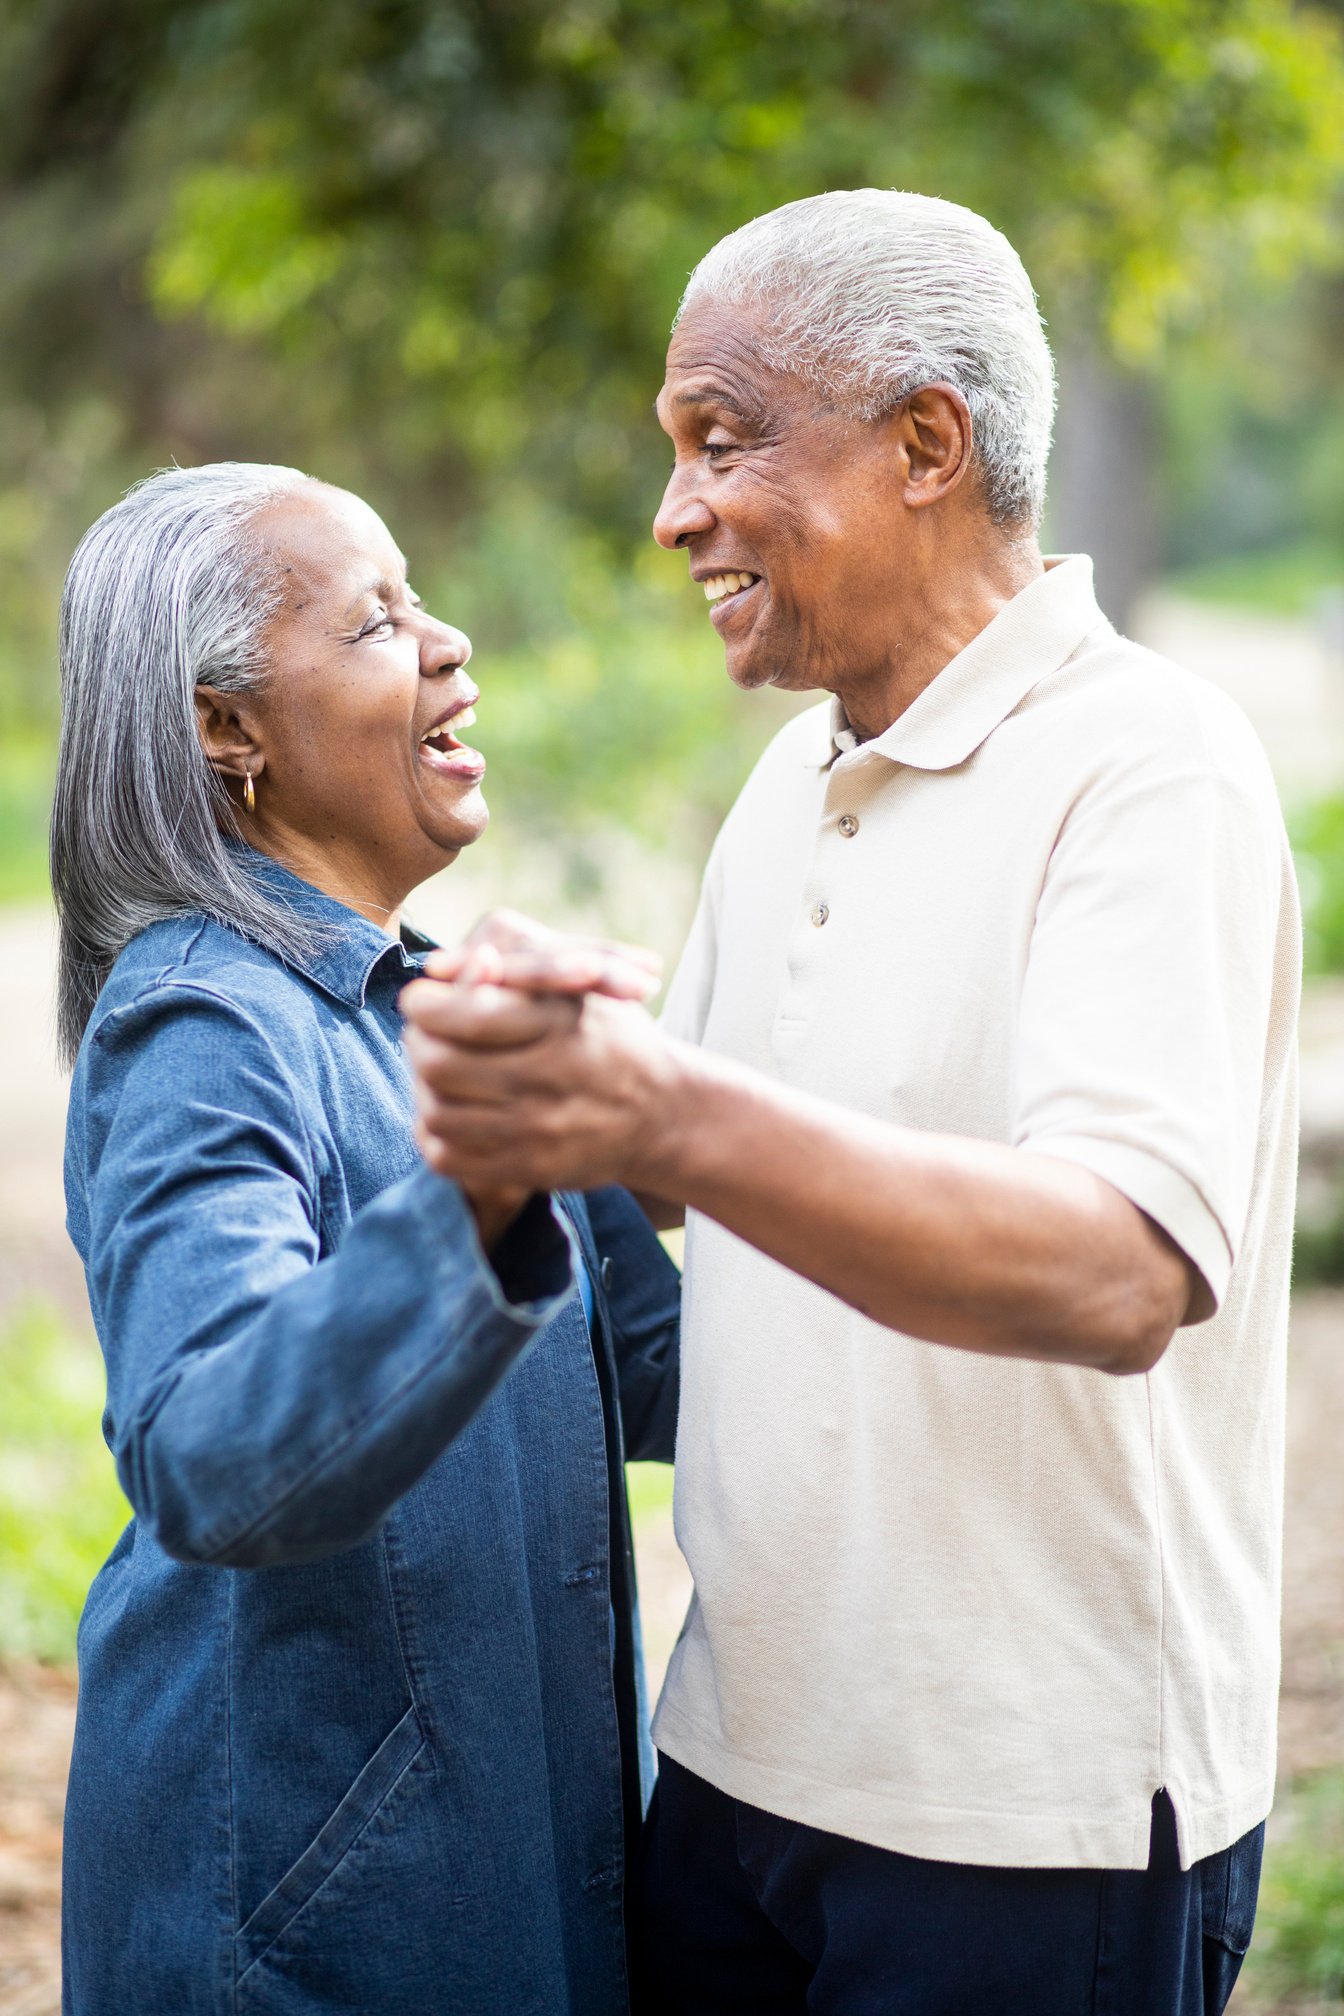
599, 1255, 614, 1291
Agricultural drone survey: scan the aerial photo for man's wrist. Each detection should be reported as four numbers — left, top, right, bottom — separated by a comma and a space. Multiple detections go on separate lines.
624, 1034, 728, 1201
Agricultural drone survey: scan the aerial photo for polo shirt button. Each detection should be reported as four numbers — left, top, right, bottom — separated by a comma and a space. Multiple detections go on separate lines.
811, 902, 829, 927
838, 814, 859, 837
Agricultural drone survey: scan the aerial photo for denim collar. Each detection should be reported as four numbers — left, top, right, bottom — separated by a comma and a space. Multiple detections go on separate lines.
230, 844, 436, 1009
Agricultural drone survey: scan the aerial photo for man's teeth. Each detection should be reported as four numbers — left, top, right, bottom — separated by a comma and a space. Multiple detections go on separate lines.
703, 572, 759, 603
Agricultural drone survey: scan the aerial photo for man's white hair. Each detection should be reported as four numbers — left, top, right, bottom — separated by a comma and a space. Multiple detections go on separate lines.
679, 190, 1056, 529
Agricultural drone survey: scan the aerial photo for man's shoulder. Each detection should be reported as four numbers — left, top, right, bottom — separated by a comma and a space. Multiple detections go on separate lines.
1033, 625, 1278, 800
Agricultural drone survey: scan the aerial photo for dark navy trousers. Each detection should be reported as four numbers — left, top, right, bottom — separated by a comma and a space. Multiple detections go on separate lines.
632, 1754, 1264, 2016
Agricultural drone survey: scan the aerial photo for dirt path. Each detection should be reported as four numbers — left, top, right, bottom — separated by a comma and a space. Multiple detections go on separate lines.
0, 1668, 71, 2016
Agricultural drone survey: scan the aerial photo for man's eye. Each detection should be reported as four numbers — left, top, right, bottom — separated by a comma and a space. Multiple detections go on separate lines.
360, 616, 394, 639
704, 441, 734, 461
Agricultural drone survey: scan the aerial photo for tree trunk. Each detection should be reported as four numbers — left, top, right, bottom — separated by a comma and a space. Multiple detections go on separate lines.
1047, 344, 1161, 633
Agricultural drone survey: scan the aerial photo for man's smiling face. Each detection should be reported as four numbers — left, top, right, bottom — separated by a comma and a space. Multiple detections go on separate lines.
652, 295, 909, 696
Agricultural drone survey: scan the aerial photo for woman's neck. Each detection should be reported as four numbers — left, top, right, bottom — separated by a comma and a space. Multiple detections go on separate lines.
243, 828, 409, 936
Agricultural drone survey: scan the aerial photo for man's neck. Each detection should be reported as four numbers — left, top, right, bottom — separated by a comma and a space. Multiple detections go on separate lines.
836, 536, 1044, 743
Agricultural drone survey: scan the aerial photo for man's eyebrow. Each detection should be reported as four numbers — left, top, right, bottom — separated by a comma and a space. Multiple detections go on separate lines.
663, 384, 760, 422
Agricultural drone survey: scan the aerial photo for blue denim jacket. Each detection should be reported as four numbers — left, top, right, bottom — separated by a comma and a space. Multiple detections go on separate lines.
60, 853, 681, 2016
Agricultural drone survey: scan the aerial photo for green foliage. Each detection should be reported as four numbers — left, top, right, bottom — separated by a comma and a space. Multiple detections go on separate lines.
138, 0, 1344, 369
1167, 540, 1344, 617
1242, 1770, 1344, 2005
0, 0, 1342, 860
128, 0, 1344, 533
0, 1302, 127, 1663
1293, 795, 1344, 975
0, 736, 55, 904
626, 1461, 675, 1526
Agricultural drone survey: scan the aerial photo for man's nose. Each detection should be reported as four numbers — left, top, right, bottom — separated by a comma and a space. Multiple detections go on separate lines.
653, 465, 716, 551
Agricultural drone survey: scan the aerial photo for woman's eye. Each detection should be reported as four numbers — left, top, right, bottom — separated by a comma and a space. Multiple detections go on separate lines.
704, 441, 734, 461
360, 616, 394, 640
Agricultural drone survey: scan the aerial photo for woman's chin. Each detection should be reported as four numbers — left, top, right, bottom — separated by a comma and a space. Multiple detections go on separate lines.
423, 790, 489, 860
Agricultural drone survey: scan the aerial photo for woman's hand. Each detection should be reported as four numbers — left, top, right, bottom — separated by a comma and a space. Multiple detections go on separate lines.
400, 980, 680, 1196
406, 913, 668, 1218
425, 909, 663, 1003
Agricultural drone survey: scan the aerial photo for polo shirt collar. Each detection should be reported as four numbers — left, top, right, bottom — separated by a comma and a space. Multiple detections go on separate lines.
821, 555, 1107, 771
229, 843, 434, 1007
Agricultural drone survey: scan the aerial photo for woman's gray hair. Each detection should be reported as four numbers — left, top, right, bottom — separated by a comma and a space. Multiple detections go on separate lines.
51, 460, 318, 1067
680, 190, 1056, 528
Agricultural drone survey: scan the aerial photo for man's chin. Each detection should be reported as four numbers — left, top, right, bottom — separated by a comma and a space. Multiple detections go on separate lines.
724, 634, 785, 692
724, 639, 817, 696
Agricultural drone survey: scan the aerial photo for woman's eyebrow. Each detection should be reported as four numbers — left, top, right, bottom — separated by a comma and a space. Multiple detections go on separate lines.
342, 571, 413, 620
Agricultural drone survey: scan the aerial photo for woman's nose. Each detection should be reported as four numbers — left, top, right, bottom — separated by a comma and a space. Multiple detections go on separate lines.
653, 466, 716, 551
425, 623, 471, 673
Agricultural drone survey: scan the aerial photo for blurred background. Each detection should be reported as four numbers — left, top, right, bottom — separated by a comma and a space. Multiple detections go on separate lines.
3, 2, 1344, 2009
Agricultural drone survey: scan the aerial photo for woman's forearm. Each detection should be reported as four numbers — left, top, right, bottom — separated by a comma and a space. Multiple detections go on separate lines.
112, 1174, 572, 1568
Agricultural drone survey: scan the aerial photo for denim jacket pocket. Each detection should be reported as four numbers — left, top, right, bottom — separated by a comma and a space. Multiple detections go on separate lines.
234, 1701, 426, 1980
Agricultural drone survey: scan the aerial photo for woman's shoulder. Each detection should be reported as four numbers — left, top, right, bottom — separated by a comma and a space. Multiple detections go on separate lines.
67, 914, 326, 1168
87, 911, 321, 1058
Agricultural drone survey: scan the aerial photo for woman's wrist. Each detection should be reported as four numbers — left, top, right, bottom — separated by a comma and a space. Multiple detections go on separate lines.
467, 1185, 532, 1253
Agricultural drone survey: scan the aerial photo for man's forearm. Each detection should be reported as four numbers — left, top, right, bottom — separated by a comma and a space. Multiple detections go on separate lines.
632, 1042, 1194, 1375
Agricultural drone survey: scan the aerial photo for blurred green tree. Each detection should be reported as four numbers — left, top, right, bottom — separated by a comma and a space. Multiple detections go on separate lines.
1, 0, 1342, 860
4, 0, 1342, 539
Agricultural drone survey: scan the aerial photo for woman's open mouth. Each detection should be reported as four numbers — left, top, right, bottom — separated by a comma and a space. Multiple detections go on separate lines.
418, 703, 486, 782
702, 572, 762, 627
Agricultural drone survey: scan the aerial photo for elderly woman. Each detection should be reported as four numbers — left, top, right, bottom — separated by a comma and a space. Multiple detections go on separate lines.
51, 463, 679, 2016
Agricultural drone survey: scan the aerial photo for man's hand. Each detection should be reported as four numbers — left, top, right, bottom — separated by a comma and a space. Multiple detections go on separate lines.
402, 950, 1195, 1376
399, 978, 683, 1195
426, 908, 662, 1003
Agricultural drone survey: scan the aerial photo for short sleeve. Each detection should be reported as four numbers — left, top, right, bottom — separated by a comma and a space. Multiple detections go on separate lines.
1013, 742, 1295, 1323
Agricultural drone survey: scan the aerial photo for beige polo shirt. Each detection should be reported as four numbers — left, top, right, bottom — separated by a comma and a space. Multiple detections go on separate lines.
653, 556, 1300, 1871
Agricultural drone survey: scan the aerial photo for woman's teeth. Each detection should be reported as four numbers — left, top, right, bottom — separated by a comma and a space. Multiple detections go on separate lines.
421, 705, 477, 750
703, 572, 759, 602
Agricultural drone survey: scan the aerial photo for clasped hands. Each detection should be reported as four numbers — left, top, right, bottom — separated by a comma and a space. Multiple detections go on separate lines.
399, 911, 686, 1205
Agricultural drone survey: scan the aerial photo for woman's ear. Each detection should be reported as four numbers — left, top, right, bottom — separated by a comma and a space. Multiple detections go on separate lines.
196, 687, 267, 818
195, 687, 265, 792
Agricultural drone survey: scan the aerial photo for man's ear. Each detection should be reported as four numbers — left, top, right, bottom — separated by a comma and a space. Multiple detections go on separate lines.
893, 383, 974, 510
195, 686, 265, 789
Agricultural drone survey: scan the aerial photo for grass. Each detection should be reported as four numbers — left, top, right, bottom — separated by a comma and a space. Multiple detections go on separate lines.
0, 1300, 128, 1663
1240, 1770, 1344, 2009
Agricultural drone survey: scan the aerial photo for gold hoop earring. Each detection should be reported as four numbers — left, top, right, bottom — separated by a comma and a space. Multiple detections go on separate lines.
242, 771, 256, 816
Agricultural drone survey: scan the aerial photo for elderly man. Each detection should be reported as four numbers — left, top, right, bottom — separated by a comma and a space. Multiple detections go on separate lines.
401, 191, 1298, 2016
